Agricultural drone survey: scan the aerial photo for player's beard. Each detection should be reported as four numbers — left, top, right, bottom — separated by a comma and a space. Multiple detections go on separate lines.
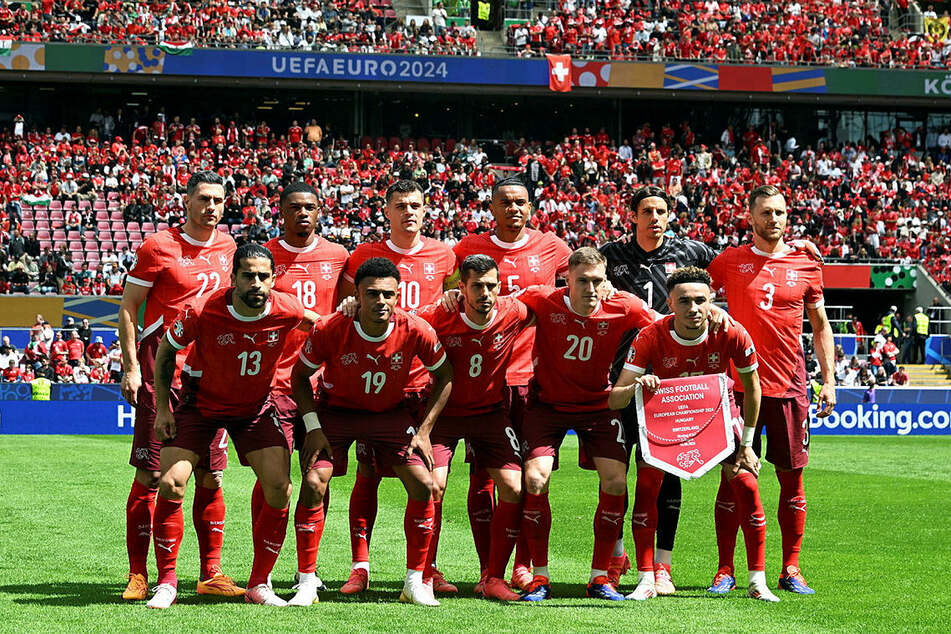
752, 221, 784, 243
240, 290, 268, 309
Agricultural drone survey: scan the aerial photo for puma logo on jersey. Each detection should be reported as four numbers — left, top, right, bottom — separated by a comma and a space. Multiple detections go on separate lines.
503, 257, 518, 268
198, 255, 212, 265
291, 263, 311, 273
470, 338, 483, 346
243, 333, 258, 344
685, 357, 699, 365
366, 353, 380, 365
763, 265, 776, 277
399, 263, 414, 273
574, 319, 587, 329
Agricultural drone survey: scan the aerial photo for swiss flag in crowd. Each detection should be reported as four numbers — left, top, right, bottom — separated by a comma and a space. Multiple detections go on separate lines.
547, 54, 572, 92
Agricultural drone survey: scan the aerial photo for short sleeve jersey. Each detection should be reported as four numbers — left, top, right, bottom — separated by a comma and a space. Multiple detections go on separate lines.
707, 245, 824, 398
624, 315, 759, 381
126, 227, 236, 381
343, 237, 456, 392
417, 296, 531, 417
517, 286, 658, 412
299, 309, 447, 412
166, 288, 305, 418
265, 237, 348, 394
454, 229, 571, 386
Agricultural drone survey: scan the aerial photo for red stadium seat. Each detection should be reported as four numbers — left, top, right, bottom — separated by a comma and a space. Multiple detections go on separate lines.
49, 210, 63, 222
49, 201, 62, 211
417, 138, 430, 151
100, 241, 114, 252
157, 223, 169, 231
34, 209, 49, 221
52, 230, 66, 241
141, 222, 155, 233
113, 231, 128, 242
36, 230, 50, 241
110, 211, 123, 222
63, 200, 76, 210
111, 222, 125, 232
78, 200, 91, 210
126, 222, 140, 232
67, 231, 80, 240
68, 241, 82, 251
97, 222, 110, 232
35, 221, 50, 231
53, 240, 66, 250
21, 220, 34, 232
93, 201, 106, 211
39, 240, 52, 251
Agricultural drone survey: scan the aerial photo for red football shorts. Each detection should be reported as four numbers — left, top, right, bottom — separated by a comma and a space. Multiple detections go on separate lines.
736, 391, 811, 470
432, 408, 522, 472
522, 403, 628, 465
312, 405, 426, 475
355, 391, 427, 477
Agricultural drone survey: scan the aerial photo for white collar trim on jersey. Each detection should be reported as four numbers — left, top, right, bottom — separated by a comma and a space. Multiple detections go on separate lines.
461, 308, 497, 331
489, 232, 530, 250
670, 326, 708, 347
278, 238, 319, 254
386, 238, 425, 255
227, 301, 272, 322
751, 245, 791, 259
355, 320, 395, 342
563, 294, 601, 317
180, 228, 216, 247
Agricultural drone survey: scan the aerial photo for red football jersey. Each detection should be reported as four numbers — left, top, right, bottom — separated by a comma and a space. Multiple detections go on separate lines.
127, 227, 236, 381
265, 237, 348, 394
299, 309, 447, 412
417, 296, 531, 417
707, 245, 824, 398
343, 237, 457, 392
166, 288, 306, 418
453, 229, 571, 386
517, 286, 658, 412
624, 314, 759, 381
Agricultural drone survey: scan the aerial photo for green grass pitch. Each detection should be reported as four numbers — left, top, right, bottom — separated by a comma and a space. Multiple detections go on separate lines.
0, 435, 949, 632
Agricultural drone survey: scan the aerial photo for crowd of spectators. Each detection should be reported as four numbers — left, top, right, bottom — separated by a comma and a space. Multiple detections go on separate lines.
3, 107, 951, 297
0, 0, 478, 56
0, 314, 121, 384
509, 0, 951, 69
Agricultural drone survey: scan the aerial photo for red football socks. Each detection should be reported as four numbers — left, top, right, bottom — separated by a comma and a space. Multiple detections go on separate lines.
632, 466, 664, 572
592, 490, 625, 572
294, 504, 325, 574
730, 471, 767, 571
349, 472, 380, 563
404, 498, 435, 572
714, 470, 739, 574
424, 500, 444, 579
521, 492, 552, 568
486, 499, 521, 579
193, 485, 225, 579
251, 480, 264, 525
776, 468, 806, 569
467, 469, 495, 572
126, 480, 157, 577
513, 534, 532, 572
249, 502, 289, 588
153, 496, 183, 586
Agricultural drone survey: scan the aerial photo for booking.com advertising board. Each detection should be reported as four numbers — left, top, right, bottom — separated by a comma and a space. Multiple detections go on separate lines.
0, 385, 948, 436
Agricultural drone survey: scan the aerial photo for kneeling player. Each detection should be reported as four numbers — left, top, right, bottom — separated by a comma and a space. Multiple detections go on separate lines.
148, 244, 316, 608
609, 266, 778, 602
292, 257, 453, 607
418, 255, 534, 600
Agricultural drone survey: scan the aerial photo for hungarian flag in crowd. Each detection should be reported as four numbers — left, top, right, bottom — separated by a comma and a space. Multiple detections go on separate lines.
546, 54, 572, 92
0, 36, 13, 56
158, 40, 194, 55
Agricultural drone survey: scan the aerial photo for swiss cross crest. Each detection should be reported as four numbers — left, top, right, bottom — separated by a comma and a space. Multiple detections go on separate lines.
707, 352, 720, 368
447, 336, 462, 348
340, 352, 358, 366
267, 331, 281, 346
320, 262, 333, 279
218, 254, 229, 270
423, 262, 436, 275
273, 264, 287, 277
664, 262, 677, 275
173, 320, 184, 338
528, 255, 541, 272
550, 313, 567, 324
390, 352, 403, 371
663, 356, 677, 368
739, 263, 754, 274
492, 333, 504, 349
785, 269, 799, 287
217, 333, 234, 346
614, 264, 630, 277
596, 321, 610, 336
676, 449, 705, 469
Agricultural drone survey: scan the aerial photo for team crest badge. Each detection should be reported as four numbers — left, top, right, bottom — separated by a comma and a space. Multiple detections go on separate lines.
664, 262, 677, 275
217, 333, 235, 346
785, 269, 799, 287
447, 336, 462, 348
340, 352, 357, 366
423, 263, 436, 275
273, 264, 287, 277
739, 263, 754, 274
528, 255, 541, 272
550, 313, 567, 324
663, 356, 677, 368
493, 333, 504, 349
596, 321, 610, 336
614, 264, 630, 277
218, 254, 229, 270
177, 256, 193, 267
320, 262, 333, 280
390, 352, 403, 371
707, 352, 720, 368
267, 331, 280, 346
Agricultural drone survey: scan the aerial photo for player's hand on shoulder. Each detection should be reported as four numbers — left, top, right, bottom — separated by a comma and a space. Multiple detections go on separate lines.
336, 296, 358, 317
121, 367, 141, 407
789, 239, 824, 263
636, 374, 660, 391
438, 289, 462, 312
409, 431, 434, 471
597, 279, 617, 300
708, 304, 733, 333
302, 429, 331, 468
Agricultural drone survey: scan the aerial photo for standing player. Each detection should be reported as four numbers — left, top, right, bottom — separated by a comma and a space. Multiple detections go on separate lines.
516, 248, 658, 602
262, 181, 348, 606
707, 185, 835, 594
417, 255, 534, 601
292, 257, 454, 606
453, 176, 571, 590
338, 180, 458, 594
118, 172, 240, 601
609, 267, 779, 602
147, 244, 317, 608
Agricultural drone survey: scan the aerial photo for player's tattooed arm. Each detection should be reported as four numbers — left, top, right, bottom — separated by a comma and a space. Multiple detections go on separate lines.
413, 358, 453, 471
732, 368, 762, 477
152, 336, 178, 441
807, 304, 836, 417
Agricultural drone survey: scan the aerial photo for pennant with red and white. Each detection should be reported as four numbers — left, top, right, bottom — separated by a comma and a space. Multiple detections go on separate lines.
546, 54, 572, 92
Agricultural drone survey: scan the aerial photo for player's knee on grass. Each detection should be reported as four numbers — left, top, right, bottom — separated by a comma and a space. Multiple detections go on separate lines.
491, 468, 522, 503
298, 467, 329, 507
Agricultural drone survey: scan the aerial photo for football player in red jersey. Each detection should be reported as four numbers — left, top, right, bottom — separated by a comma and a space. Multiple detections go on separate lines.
118, 172, 240, 602
515, 247, 659, 602
262, 182, 348, 605
418, 254, 534, 601
291, 257, 454, 606
338, 180, 458, 594
147, 243, 318, 608
707, 185, 835, 595
453, 177, 570, 591
610, 267, 779, 602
